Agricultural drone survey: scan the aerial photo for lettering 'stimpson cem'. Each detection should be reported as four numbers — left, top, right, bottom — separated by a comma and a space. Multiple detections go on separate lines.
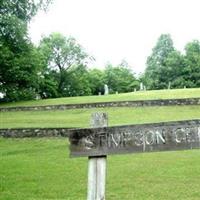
69, 120, 200, 157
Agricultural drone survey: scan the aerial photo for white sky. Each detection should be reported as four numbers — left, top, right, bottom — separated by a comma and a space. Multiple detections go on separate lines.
29, 0, 200, 74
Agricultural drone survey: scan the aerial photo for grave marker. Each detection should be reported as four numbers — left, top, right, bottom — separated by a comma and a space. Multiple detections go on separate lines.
140, 82, 143, 91
104, 84, 109, 95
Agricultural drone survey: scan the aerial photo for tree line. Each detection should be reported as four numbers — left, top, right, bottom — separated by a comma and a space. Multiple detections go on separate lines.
0, 1, 200, 102
144, 34, 200, 90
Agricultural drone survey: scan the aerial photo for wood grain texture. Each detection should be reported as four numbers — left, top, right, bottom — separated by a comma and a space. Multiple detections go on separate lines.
87, 112, 107, 200
69, 119, 200, 157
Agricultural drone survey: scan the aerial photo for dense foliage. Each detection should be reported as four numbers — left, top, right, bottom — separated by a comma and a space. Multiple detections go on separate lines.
144, 34, 200, 89
38, 33, 91, 97
0, 0, 52, 101
0, 1, 200, 102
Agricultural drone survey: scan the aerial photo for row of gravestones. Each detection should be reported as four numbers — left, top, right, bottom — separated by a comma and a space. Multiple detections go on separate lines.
103, 82, 188, 96
102, 83, 145, 96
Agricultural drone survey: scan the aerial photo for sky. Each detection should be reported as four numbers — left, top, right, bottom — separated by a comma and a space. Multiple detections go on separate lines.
29, 0, 200, 75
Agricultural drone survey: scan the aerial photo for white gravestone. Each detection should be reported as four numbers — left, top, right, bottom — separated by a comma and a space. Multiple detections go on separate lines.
104, 84, 109, 95
140, 82, 144, 91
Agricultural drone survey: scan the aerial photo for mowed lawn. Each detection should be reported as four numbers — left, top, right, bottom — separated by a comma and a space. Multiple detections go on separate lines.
1, 88, 200, 200
1, 105, 200, 200
1, 138, 200, 200
1, 88, 200, 108
0, 105, 200, 128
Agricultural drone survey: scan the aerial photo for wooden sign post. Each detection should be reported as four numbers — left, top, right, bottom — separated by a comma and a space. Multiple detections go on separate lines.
87, 113, 108, 200
69, 117, 200, 199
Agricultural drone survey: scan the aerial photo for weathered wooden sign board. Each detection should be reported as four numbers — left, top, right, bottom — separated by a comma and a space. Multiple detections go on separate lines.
69, 119, 200, 157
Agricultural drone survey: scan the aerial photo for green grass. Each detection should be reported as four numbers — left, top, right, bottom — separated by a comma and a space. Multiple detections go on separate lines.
1, 88, 200, 199
1, 88, 200, 108
1, 105, 200, 128
1, 138, 200, 200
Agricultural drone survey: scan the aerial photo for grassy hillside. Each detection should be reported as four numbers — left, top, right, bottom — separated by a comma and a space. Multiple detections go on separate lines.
1, 88, 200, 129
1, 89, 200, 200
1, 106, 200, 128
1, 138, 200, 200
1, 88, 200, 108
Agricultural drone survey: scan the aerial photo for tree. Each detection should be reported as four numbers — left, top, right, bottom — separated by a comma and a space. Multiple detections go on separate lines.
145, 34, 175, 89
103, 62, 139, 93
183, 40, 200, 87
39, 33, 91, 96
0, 44, 43, 101
0, 1, 52, 21
0, 0, 53, 101
61, 65, 92, 97
88, 69, 104, 95
164, 51, 186, 88
0, 0, 52, 52
37, 70, 58, 99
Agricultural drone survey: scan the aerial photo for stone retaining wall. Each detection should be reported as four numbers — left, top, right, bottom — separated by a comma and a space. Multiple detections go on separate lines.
0, 128, 72, 138
1, 98, 200, 112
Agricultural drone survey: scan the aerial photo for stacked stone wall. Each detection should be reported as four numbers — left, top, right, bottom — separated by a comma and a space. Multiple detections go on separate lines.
1, 98, 200, 112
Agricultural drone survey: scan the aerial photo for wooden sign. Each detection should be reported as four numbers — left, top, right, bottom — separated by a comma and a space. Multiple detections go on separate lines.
69, 119, 200, 157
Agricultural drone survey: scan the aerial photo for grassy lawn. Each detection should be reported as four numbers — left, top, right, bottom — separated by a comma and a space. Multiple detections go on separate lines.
1, 88, 200, 200
1, 105, 200, 128
1, 88, 200, 108
1, 138, 200, 200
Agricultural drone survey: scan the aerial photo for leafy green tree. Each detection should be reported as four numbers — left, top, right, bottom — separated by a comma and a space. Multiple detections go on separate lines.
57, 65, 91, 97
38, 70, 58, 99
87, 69, 104, 95
144, 36, 200, 89
164, 51, 186, 88
39, 33, 90, 96
0, 1, 52, 21
104, 62, 139, 93
0, 44, 43, 101
0, 0, 52, 101
183, 40, 200, 87
0, 0, 52, 52
145, 34, 175, 89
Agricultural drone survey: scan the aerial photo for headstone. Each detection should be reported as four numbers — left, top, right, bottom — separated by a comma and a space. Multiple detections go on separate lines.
0, 92, 5, 99
140, 82, 143, 91
168, 82, 171, 90
35, 94, 41, 100
134, 88, 137, 92
98, 92, 101, 96
104, 84, 109, 95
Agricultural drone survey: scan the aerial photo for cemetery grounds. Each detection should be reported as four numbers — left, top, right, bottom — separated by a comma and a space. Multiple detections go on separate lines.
1, 88, 200, 200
